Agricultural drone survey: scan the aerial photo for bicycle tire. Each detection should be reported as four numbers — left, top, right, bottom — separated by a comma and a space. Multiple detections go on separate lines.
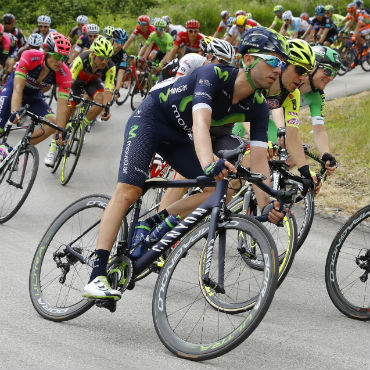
116, 70, 134, 105
152, 214, 278, 360
51, 146, 63, 174
325, 205, 370, 321
130, 73, 148, 111
48, 84, 57, 106
0, 145, 39, 223
60, 122, 85, 185
29, 194, 127, 321
229, 197, 297, 287
360, 54, 370, 72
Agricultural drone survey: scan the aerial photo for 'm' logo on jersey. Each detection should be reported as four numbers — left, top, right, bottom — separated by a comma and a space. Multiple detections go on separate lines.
128, 125, 138, 139
159, 88, 171, 103
214, 66, 229, 81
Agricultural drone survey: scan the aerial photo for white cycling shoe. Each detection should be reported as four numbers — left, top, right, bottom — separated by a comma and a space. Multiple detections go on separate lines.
83, 276, 121, 301
44, 150, 57, 167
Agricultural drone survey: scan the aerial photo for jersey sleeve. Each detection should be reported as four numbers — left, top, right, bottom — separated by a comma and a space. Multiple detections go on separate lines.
70, 55, 84, 80
282, 89, 301, 128
104, 64, 116, 92
14, 49, 40, 79
308, 91, 325, 125
145, 33, 154, 45
249, 103, 269, 148
131, 26, 140, 38
56, 64, 72, 98
174, 32, 185, 47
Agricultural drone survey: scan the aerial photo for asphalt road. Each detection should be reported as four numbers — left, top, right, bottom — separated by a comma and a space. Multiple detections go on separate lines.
0, 69, 369, 370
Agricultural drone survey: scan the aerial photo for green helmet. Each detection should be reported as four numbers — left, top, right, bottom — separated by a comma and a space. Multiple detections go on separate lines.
287, 39, 315, 70
154, 19, 167, 29
312, 45, 342, 71
91, 35, 114, 57
273, 5, 284, 12
325, 5, 335, 12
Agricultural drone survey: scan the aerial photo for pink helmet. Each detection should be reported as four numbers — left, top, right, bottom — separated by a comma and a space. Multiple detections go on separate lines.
43, 32, 71, 56
186, 19, 200, 29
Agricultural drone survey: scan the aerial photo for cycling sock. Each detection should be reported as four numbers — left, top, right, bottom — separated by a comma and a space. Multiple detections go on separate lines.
49, 139, 57, 152
89, 249, 110, 282
83, 116, 90, 127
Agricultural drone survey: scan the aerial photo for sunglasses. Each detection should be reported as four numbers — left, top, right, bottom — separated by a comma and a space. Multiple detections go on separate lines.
320, 66, 337, 78
96, 55, 109, 61
88, 34, 98, 38
138, 21, 148, 26
187, 29, 198, 33
4, 22, 12, 25
250, 53, 286, 69
155, 27, 165, 31
294, 64, 311, 76
48, 52, 68, 62
39, 25, 49, 28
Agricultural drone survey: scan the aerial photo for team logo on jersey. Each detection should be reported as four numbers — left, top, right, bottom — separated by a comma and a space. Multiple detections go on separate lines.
159, 88, 171, 103
267, 98, 280, 109
199, 79, 211, 87
287, 118, 299, 127
214, 66, 229, 81
287, 111, 298, 116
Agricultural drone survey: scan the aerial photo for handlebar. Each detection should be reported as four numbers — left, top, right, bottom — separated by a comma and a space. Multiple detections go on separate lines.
69, 94, 110, 116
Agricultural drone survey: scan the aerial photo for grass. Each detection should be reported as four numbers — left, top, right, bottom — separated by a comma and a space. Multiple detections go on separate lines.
299, 91, 370, 216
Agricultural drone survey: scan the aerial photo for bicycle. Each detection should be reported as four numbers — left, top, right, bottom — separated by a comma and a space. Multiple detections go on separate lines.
325, 204, 370, 321
0, 106, 63, 223
51, 94, 109, 186
29, 144, 299, 360
42, 84, 58, 106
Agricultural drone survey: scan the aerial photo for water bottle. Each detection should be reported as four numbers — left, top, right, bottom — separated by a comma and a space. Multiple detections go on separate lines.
149, 214, 180, 244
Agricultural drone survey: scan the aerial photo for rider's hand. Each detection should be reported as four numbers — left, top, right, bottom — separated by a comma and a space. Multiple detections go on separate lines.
261, 201, 286, 225
9, 111, 20, 125
321, 152, 338, 176
203, 159, 236, 181
100, 111, 111, 121
298, 165, 320, 196
267, 141, 278, 159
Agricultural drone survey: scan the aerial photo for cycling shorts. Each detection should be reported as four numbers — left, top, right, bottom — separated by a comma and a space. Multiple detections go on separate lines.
70, 79, 104, 101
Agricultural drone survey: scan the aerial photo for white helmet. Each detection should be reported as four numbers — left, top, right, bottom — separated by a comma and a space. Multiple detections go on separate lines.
76, 15, 88, 24
86, 23, 100, 35
28, 33, 43, 47
282, 10, 293, 21
37, 15, 51, 25
207, 38, 235, 63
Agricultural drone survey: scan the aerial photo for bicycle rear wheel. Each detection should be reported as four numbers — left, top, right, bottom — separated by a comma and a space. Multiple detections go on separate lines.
29, 194, 127, 321
153, 214, 278, 360
360, 53, 370, 72
325, 205, 370, 321
130, 73, 149, 111
0, 145, 39, 223
60, 122, 85, 185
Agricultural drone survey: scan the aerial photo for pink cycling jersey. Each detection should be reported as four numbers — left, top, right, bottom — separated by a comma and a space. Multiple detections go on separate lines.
0, 33, 11, 54
14, 49, 72, 98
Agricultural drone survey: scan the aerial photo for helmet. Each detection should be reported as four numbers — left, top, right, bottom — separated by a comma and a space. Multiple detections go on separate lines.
235, 10, 247, 17
207, 38, 235, 63
287, 39, 315, 70
300, 12, 310, 21
28, 33, 43, 48
37, 15, 51, 25
82, 25, 88, 34
226, 17, 236, 27
186, 19, 200, 29
246, 12, 252, 19
273, 5, 284, 13
315, 5, 326, 16
3, 13, 15, 24
355, 0, 363, 7
0, 24, 3, 33
325, 5, 334, 12
154, 19, 167, 29
199, 35, 213, 52
86, 23, 100, 35
220, 10, 229, 18
43, 32, 71, 55
313, 45, 342, 71
76, 15, 88, 24
238, 27, 290, 59
138, 15, 150, 25
236, 15, 247, 27
162, 15, 172, 25
91, 36, 114, 57
103, 26, 115, 38
282, 10, 293, 21
347, 2, 357, 13
112, 28, 128, 45
150, 17, 159, 26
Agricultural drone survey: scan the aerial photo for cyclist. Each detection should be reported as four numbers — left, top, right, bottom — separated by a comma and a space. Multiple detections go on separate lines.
300, 12, 311, 23
139, 18, 173, 66
213, 10, 230, 38
0, 24, 11, 76
16, 33, 44, 61
162, 16, 186, 41
54, 36, 115, 167
270, 5, 285, 30
110, 28, 129, 99
324, 5, 345, 28
299, 46, 342, 174
81, 27, 290, 300
103, 26, 115, 40
123, 15, 155, 51
68, 23, 100, 65
167, 19, 203, 61
225, 15, 256, 47
33, 15, 54, 41
0, 32, 72, 160
302, 5, 338, 46
280, 10, 309, 38
2, 14, 26, 50
68, 15, 88, 43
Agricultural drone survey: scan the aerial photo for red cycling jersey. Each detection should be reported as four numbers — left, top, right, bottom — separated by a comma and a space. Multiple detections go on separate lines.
131, 25, 155, 39
0, 33, 11, 54
15, 49, 72, 97
174, 31, 203, 50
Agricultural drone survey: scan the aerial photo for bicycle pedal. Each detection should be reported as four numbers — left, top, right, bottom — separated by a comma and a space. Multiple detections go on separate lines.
95, 299, 117, 312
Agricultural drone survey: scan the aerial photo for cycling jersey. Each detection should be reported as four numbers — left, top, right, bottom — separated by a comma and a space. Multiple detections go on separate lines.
131, 25, 155, 39
216, 20, 229, 33
331, 14, 345, 27
284, 17, 309, 35
70, 50, 116, 92
146, 32, 173, 54
75, 35, 91, 53
32, 28, 57, 41
111, 49, 128, 70
6, 27, 26, 49
271, 16, 285, 30
176, 53, 206, 76
227, 25, 253, 44
301, 90, 326, 125
6, 33, 18, 59
174, 31, 203, 53
168, 24, 186, 41
69, 26, 84, 41
0, 33, 11, 66
119, 64, 269, 188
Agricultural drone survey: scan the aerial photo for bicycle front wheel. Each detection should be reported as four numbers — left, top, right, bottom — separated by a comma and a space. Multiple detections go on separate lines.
152, 214, 278, 360
325, 205, 370, 321
116, 70, 134, 105
29, 194, 126, 321
60, 122, 85, 185
360, 53, 370, 72
0, 145, 39, 223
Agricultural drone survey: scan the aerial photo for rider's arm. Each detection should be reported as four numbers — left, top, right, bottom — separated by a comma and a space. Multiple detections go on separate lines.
10, 74, 26, 113
318, 27, 330, 44
55, 64, 73, 127
69, 55, 84, 80
302, 24, 313, 40
123, 35, 135, 50
271, 107, 285, 128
